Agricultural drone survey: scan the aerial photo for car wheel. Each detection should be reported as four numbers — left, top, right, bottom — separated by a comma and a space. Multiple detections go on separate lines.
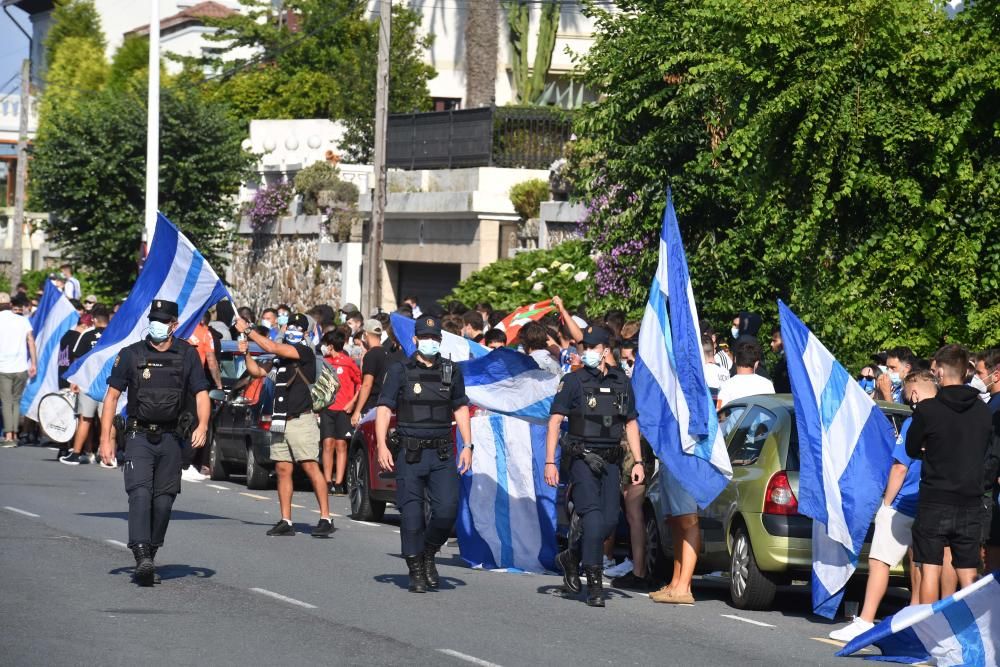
245, 442, 271, 490
643, 504, 668, 584
729, 524, 777, 610
347, 444, 385, 521
208, 434, 228, 481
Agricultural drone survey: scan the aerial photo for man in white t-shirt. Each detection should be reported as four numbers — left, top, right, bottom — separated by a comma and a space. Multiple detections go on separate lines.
702, 337, 729, 405
717, 340, 774, 408
60, 264, 81, 301
0, 292, 38, 445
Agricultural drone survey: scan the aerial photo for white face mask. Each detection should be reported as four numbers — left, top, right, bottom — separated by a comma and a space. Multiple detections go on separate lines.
969, 375, 990, 402
581, 349, 603, 368
731, 327, 740, 339
149, 320, 171, 342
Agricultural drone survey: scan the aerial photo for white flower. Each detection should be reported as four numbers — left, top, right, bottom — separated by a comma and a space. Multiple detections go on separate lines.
532, 281, 545, 292
535, 267, 549, 274
573, 271, 589, 282
559, 262, 574, 272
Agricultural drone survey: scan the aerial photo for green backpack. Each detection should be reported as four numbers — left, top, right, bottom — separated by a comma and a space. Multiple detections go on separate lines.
294, 357, 340, 412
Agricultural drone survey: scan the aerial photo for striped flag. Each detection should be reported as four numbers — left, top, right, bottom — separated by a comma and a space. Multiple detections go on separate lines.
65, 213, 231, 402
837, 571, 1000, 665
633, 191, 732, 507
20, 280, 79, 420
462, 348, 559, 424
499, 300, 556, 344
778, 300, 896, 618
390, 313, 489, 362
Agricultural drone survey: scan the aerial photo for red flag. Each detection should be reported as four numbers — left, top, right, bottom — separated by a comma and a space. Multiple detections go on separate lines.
500, 299, 557, 344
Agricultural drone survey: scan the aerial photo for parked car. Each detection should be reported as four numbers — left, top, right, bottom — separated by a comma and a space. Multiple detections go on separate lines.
644, 394, 911, 610
206, 341, 276, 490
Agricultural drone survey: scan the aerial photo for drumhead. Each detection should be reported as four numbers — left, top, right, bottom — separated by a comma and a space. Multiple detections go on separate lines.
38, 392, 78, 443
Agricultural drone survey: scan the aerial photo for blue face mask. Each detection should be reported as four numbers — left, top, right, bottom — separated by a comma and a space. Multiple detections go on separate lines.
581, 349, 603, 368
149, 320, 171, 343
858, 377, 875, 394
284, 329, 304, 344
417, 339, 441, 357
277, 314, 289, 326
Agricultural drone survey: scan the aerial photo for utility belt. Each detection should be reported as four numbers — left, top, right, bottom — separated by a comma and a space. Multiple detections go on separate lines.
388, 432, 452, 464
125, 412, 194, 444
563, 439, 623, 475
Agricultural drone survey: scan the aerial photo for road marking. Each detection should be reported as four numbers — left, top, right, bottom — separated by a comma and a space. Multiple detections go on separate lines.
437, 649, 502, 667
207, 484, 228, 490
105, 539, 129, 550
249, 587, 317, 609
350, 519, 380, 527
311, 509, 320, 514
811, 637, 877, 654
3, 506, 39, 518
291, 503, 305, 509
392, 529, 400, 534
720, 614, 775, 628
240, 492, 270, 500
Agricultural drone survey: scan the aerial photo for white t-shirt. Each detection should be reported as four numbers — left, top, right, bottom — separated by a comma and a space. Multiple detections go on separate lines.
703, 361, 730, 390
0, 311, 32, 373
63, 276, 81, 300
717, 372, 775, 407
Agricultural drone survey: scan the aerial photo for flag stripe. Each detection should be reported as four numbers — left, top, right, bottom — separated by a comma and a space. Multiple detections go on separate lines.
20, 282, 79, 419
491, 413, 514, 568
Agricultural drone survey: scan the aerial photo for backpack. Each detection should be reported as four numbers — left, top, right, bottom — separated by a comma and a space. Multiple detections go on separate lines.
293, 356, 340, 413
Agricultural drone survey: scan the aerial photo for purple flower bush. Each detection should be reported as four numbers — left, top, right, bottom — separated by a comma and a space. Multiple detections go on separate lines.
246, 182, 294, 230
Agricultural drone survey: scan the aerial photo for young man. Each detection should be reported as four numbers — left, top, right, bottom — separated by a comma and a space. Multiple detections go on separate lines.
876, 346, 915, 404
0, 292, 37, 445
830, 370, 936, 642
906, 345, 993, 602
235, 313, 334, 538
769, 326, 791, 393
716, 340, 775, 407
320, 329, 361, 494
702, 336, 729, 406
974, 349, 1000, 570
61, 307, 112, 466
60, 264, 81, 300
461, 311, 485, 343
351, 319, 391, 428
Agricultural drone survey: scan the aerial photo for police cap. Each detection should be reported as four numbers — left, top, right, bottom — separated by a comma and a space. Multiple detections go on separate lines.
581, 325, 611, 347
148, 299, 179, 322
414, 316, 442, 338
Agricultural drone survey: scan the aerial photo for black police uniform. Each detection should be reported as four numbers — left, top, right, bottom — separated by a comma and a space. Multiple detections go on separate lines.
551, 325, 637, 605
108, 299, 208, 584
377, 316, 469, 592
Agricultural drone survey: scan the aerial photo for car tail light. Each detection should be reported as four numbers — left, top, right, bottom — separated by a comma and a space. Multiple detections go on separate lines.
763, 471, 798, 515
259, 414, 272, 431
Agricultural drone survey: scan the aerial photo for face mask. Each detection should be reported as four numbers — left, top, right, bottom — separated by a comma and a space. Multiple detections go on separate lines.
888, 372, 901, 386
857, 377, 875, 394
277, 314, 289, 326
731, 327, 740, 340
284, 329, 304, 344
417, 339, 441, 357
621, 360, 633, 378
581, 349, 603, 368
320, 345, 330, 357
149, 320, 171, 342
261, 319, 274, 330
969, 375, 990, 402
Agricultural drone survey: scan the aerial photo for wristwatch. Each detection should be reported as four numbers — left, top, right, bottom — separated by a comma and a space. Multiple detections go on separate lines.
463, 443, 475, 451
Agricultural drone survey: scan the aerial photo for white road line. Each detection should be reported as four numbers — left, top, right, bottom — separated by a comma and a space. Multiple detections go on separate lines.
3, 506, 39, 518
350, 519, 380, 527
206, 484, 228, 490
240, 492, 270, 500
438, 649, 502, 667
290, 503, 305, 509
105, 539, 129, 550
249, 587, 317, 609
720, 614, 775, 628
810, 637, 877, 654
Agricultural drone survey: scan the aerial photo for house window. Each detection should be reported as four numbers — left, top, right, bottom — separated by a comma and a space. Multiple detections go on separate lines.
432, 97, 462, 112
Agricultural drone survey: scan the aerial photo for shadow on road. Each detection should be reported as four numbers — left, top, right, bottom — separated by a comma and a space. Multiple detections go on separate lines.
109, 564, 217, 581
79, 510, 272, 526
374, 573, 468, 591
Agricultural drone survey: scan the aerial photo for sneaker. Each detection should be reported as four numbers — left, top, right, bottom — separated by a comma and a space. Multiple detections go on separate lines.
604, 557, 634, 577
312, 518, 335, 538
99, 457, 118, 469
60, 452, 83, 465
180, 466, 206, 482
602, 555, 616, 570
829, 617, 875, 643
78, 453, 91, 464
56, 447, 70, 460
332, 483, 347, 496
1, 441, 18, 448
266, 520, 295, 537
611, 571, 650, 590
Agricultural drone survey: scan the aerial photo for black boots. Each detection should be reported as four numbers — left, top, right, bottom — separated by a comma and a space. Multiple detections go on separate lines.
405, 555, 428, 593
150, 546, 161, 584
423, 544, 440, 588
132, 544, 155, 587
584, 566, 605, 607
556, 548, 582, 594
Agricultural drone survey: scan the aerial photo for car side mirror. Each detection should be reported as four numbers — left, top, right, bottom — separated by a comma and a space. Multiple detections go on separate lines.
208, 389, 227, 402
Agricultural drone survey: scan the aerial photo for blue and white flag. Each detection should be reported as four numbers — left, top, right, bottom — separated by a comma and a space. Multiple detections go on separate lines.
778, 300, 896, 618
633, 191, 732, 508
456, 412, 557, 573
20, 280, 79, 420
462, 348, 559, 424
66, 214, 231, 402
390, 313, 490, 362
837, 571, 1000, 665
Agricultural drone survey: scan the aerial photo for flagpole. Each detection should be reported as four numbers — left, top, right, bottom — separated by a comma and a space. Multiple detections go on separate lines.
143, 0, 160, 252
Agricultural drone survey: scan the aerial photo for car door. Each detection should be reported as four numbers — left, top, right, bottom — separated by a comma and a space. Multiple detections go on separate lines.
698, 402, 750, 562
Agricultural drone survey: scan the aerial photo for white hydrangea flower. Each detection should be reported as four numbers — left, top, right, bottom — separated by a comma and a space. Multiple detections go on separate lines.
560, 262, 575, 272
573, 271, 589, 282
535, 267, 549, 275
549, 260, 562, 269
532, 281, 545, 292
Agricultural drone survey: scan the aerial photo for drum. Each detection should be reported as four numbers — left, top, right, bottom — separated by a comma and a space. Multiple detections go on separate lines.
38, 391, 78, 444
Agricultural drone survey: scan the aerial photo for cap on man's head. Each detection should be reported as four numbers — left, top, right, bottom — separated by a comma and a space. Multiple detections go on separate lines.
148, 299, 179, 322
340, 302, 360, 314
415, 316, 442, 338
288, 313, 309, 330
48, 273, 64, 283
581, 325, 611, 347
363, 319, 383, 335
84, 294, 98, 305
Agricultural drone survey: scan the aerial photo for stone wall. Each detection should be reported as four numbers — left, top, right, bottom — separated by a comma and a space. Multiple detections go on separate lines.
228, 235, 342, 314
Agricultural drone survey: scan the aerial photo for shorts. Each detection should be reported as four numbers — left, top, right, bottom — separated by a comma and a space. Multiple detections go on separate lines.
77, 392, 100, 419
621, 439, 655, 489
911, 501, 983, 569
659, 462, 698, 517
869, 503, 915, 567
984, 495, 999, 547
270, 414, 320, 463
320, 409, 353, 441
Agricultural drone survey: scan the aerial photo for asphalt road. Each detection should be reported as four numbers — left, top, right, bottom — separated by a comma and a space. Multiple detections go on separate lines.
0, 445, 881, 667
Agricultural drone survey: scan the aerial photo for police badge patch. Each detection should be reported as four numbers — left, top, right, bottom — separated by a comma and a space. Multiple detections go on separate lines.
113, 355, 120, 368
587, 395, 597, 409
413, 383, 422, 394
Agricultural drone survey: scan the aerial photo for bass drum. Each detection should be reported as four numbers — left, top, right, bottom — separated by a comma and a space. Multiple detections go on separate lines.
38, 391, 78, 444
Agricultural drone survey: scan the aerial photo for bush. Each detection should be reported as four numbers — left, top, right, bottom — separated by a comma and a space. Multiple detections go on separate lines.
294, 162, 342, 215
443, 240, 594, 311
509, 179, 549, 220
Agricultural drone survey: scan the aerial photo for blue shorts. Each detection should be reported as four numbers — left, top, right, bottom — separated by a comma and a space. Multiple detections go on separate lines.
660, 463, 698, 517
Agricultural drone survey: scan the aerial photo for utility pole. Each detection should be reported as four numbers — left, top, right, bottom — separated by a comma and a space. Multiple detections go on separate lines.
143, 0, 160, 251
10, 58, 30, 288
365, 0, 390, 315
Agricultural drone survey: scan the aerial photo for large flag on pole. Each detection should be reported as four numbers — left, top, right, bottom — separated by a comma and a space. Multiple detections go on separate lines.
65, 214, 231, 402
20, 280, 79, 420
778, 300, 896, 618
632, 191, 732, 507
837, 571, 1000, 665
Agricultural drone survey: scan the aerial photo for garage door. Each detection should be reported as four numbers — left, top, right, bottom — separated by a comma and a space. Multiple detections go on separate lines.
396, 261, 462, 307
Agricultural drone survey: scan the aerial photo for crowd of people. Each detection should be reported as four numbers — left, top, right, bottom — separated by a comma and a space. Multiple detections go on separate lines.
1, 282, 998, 619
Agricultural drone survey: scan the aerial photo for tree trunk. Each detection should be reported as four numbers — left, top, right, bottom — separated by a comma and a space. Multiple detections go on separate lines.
464, 0, 499, 108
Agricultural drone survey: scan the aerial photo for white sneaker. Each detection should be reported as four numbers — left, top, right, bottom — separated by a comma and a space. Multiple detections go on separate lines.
99, 458, 117, 469
601, 555, 616, 571
829, 617, 874, 643
604, 557, 634, 577
181, 466, 206, 482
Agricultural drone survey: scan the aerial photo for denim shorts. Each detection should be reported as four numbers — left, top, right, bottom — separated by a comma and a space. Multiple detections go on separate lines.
911, 501, 983, 568
659, 463, 698, 517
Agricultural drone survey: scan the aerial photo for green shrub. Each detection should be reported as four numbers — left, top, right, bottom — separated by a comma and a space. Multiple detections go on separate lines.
509, 179, 549, 220
443, 240, 594, 311
294, 162, 342, 215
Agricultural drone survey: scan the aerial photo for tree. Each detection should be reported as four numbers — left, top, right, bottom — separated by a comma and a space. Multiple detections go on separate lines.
573, 0, 1000, 367
504, 0, 560, 104
465, 0, 499, 107
44, 0, 105, 68
39, 36, 109, 119
108, 35, 152, 90
29, 84, 254, 296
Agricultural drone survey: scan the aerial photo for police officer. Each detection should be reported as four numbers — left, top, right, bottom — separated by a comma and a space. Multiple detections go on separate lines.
375, 316, 473, 593
98, 300, 210, 586
544, 325, 643, 607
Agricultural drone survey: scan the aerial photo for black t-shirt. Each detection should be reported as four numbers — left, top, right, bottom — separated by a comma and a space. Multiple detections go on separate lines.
78, 326, 105, 355
274, 344, 316, 419
361, 346, 393, 413
57, 329, 83, 389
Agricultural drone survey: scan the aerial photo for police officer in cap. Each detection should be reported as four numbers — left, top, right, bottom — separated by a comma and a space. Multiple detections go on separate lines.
375, 316, 473, 592
98, 299, 210, 586
544, 324, 643, 607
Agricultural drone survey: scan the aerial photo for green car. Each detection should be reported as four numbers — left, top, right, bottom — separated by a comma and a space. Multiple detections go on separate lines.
644, 394, 911, 610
